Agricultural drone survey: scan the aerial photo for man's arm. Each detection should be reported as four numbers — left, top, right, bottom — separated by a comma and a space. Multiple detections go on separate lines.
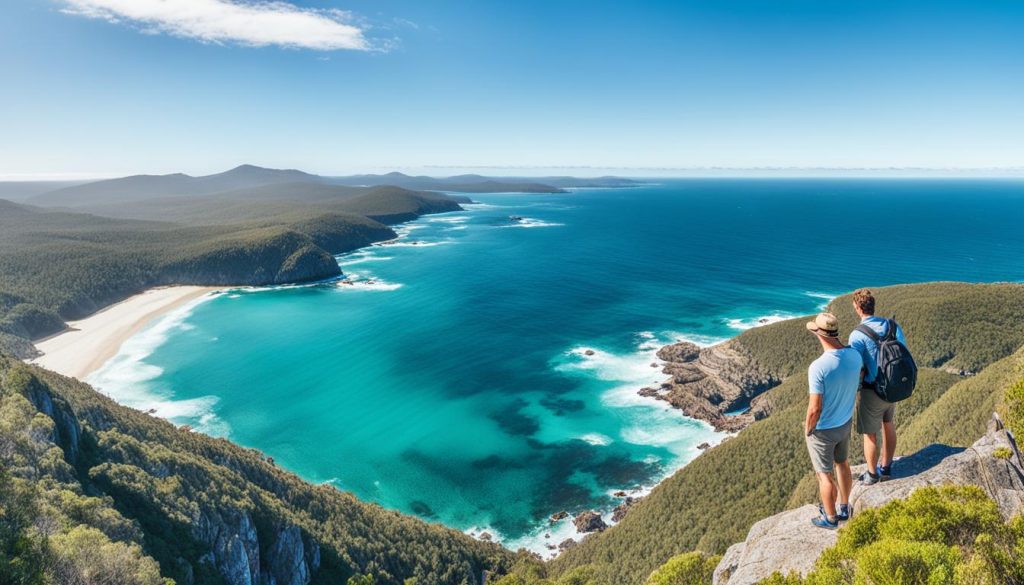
805, 394, 823, 436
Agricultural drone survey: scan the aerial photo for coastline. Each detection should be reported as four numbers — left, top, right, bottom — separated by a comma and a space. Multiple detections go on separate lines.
29, 286, 219, 380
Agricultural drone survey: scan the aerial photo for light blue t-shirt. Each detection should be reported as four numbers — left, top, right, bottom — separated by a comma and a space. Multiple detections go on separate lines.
848, 316, 907, 383
808, 347, 862, 430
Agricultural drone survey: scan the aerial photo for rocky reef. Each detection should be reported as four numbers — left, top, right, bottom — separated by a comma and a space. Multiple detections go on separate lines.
639, 340, 780, 432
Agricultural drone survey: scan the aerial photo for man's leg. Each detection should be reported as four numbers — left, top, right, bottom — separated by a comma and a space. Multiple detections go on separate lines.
835, 461, 852, 507
881, 419, 897, 469
863, 431, 880, 472
816, 472, 838, 518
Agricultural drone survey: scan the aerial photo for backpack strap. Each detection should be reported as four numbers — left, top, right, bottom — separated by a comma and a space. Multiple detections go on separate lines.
883, 318, 898, 342
855, 323, 881, 344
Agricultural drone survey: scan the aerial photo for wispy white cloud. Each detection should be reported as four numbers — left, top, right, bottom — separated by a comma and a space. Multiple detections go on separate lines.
61, 0, 371, 51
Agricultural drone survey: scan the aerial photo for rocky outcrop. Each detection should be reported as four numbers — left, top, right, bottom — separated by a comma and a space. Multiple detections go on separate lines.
261, 525, 321, 585
19, 371, 81, 464
192, 511, 320, 585
573, 511, 608, 533
612, 496, 641, 522
645, 341, 780, 432
713, 416, 1024, 585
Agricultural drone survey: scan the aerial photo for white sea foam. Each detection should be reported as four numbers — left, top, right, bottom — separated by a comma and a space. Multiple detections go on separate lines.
86, 294, 231, 437
578, 433, 613, 446
426, 215, 470, 224
337, 254, 394, 266
334, 279, 403, 292
537, 330, 725, 556
497, 218, 565, 229
805, 291, 837, 309
725, 313, 796, 331
663, 331, 728, 347
372, 239, 452, 248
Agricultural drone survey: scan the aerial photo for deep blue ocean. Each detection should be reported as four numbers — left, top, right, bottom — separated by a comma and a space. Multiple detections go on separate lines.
88, 179, 1024, 554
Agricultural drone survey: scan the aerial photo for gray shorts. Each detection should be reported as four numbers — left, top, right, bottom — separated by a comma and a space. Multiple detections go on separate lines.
856, 387, 896, 435
806, 419, 852, 474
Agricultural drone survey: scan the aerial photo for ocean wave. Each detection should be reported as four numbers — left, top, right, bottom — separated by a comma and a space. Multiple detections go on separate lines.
725, 313, 797, 331
372, 239, 452, 248
805, 291, 837, 309
334, 279, 403, 292
337, 254, 395, 266
661, 331, 728, 347
86, 294, 231, 437
577, 433, 613, 446
497, 218, 565, 229
426, 215, 470, 224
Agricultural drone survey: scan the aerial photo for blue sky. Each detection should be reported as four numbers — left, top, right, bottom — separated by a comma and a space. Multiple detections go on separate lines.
1, 0, 1022, 178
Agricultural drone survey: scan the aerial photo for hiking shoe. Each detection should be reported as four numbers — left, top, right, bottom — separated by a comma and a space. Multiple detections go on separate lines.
811, 513, 839, 530
838, 503, 852, 521
878, 464, 892, 480
820, 504, 851, 522
859, 471, 880, 485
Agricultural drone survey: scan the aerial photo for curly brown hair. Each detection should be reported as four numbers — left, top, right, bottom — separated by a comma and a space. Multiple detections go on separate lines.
853, 288, 875, 315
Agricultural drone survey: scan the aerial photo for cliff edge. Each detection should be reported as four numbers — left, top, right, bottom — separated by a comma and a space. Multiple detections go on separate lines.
713, 415, 1024, 585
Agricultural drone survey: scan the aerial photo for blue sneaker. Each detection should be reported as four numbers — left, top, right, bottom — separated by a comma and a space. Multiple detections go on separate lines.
878, 464, 892, 481
811, 513, 839, 530
820, 504, 852, 522
860, 470, 880, 485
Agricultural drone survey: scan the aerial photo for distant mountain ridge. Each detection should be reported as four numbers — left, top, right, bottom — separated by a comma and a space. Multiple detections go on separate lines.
332, 171, 640, 192
26, 164, 640, 207
29, 164, 325, 206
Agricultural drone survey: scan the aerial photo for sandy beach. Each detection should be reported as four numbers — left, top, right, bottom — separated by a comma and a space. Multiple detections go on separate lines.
30, 286, 219, 380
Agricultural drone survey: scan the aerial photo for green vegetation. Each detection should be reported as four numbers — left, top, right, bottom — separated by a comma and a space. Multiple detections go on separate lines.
0, 178, 466, 357
552, 283, 1024, 585
733, 282, 1024, 379
760, 486, 1024, 585
1000, 365, 1024, 439
644, 552, 720, 585
0, 355, 513, 585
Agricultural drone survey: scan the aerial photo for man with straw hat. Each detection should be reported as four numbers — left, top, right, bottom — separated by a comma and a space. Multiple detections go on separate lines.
804, 312, 863, 529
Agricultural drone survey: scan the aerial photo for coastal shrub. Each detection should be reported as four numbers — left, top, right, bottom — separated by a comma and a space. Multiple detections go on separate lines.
1000, 369, 1024, 440
993, 447, 1013, 460
49, 525, 169, 585
645, 551, 719, 585
781, 486, 1024, 585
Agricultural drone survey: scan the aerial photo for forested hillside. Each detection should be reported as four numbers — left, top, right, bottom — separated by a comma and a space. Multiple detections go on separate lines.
549, 282, 1024, 584
0, 355, 514, 585
0, 182, 465, 358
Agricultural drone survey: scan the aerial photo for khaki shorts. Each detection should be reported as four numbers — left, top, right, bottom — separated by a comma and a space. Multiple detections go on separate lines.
856, 387, 896, 435
805, 419, 852, 474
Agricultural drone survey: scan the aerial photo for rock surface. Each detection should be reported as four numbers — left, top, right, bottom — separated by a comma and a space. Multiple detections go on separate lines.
713, 417, 1024, 585
649, 341, 780, 432
573, 511, 608, 533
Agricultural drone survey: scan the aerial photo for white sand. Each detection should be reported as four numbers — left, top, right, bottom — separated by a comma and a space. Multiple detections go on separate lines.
30, 286, 218, 380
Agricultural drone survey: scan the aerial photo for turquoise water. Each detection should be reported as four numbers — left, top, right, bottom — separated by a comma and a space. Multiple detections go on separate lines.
89, 179, 1024, 554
